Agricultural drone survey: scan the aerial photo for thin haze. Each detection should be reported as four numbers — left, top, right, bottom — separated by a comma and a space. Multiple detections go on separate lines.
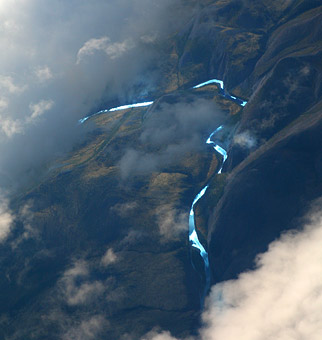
119, 98, 224, 179
0, 0, 192, 191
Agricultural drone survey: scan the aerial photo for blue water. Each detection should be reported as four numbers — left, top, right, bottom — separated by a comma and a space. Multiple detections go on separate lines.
188, 125, 227, 305
193, 79, 224, 90
193, 78, 247, 107
188, 80, 247, 305
78, 101, 154, 124
79, 78, 247, 124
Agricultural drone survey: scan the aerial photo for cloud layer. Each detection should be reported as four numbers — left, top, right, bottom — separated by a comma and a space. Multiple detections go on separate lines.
144, 201, 322, 340
202, 205, 322, 340
0, 0, 191, 191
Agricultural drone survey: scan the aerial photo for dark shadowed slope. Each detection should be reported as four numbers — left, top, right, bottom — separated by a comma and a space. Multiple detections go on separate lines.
208, 106, 322, 282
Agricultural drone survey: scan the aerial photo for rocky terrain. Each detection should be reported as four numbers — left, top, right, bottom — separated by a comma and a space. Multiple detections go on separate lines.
1, 1, 321, 339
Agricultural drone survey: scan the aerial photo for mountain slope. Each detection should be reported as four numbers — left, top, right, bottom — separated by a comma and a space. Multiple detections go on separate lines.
1, 1, 321, 339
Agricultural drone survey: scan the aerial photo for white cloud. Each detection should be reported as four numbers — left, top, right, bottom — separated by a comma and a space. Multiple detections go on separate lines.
76, 36, 135, 64
111, 201, 138, 217
0, 117, 23, 137
101, 248, 117, 267
0, 98, 8, 111
0, 75, 26, 94
67, 281, 105, 306
0, 99, 54, 138
156, 206, 187, 241
76, 37, 110, 64
201, 207, 322, 340
142, 330, 178, 340
62, 315, 108, 340
105, 38, 135, 59
60, 261, 105, 306
144, 203, 322, 340
11, 202, 38, 249
29, 99, 54, 121
233, 131, 257, 149
0, 196, 14, 242
63, 260, 89, 278
140, 34, 158, 44
35, 66, 53, 82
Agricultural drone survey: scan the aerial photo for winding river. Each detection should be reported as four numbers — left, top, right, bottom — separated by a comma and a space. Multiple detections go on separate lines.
79, 79, 246, 124
189, 80, 246, 305
79, 79, 247, 305
193, 79, 247, 106
188, 124, 227, 306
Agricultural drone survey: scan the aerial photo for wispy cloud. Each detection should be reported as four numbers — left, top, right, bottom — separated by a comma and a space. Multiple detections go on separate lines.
34, 66, 53, 82
60, 261, 105, 306
28, 99, 54, 121
10, 201, 39, 249
0, 117, 23, 137
76, 36, 135, 64
110, 201, 138, 217
62, 315, 108, 340
233, 130, 257, 149
120, 229, 146, 247
156, 206, 187, 242
0, 75, 26, 94
101, 248, 118, 267
119, 98, 224, 178
0, 99, 54, 138
142, 330, 178, 340
0, 195, 14, 242
0, 97, 8, 111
